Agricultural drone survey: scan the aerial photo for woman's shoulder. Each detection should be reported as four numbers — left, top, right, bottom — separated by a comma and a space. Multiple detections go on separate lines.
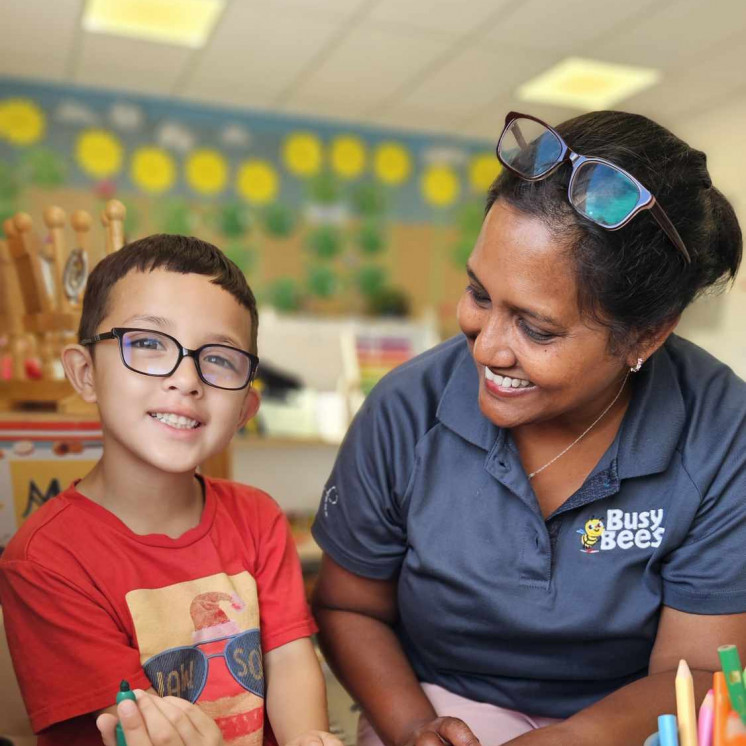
665, 334, 745, 402
662, 334, 746, 463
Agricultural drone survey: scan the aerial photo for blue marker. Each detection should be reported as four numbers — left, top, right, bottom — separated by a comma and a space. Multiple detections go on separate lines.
643, 733, 660, 746
658, 714, 679, 746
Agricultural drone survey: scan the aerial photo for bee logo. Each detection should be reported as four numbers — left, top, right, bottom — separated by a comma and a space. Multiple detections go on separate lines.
577, 517, 605, 553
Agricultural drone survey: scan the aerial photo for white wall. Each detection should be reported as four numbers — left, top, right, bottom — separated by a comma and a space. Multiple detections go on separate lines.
674, 95, 746, 379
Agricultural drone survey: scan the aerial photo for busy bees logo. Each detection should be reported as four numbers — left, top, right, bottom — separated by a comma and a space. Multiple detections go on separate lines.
576, 516, 605, 553
577, 509, 665, 553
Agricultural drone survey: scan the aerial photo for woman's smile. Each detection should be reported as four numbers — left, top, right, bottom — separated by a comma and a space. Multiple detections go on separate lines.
484, 367, 536, 397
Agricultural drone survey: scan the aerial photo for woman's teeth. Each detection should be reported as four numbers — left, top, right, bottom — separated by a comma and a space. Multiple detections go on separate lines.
484, 368, 533, 388
150, 412, 200, 429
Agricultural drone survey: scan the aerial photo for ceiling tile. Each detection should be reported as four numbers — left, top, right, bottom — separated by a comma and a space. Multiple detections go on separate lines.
395, 45, 558, 119
74, 32, 193, 95
183, 3, 343, 107
368, 0, 511, 39
283, 23, 447, 109
621, 38, 746, 123
247, 0, 373, 21
0, 0, 83, 80
481, 0, 660, 55
587, 0, 746, 71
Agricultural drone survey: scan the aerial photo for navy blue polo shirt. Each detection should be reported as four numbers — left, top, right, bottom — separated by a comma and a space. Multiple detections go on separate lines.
311, 334, 746, 718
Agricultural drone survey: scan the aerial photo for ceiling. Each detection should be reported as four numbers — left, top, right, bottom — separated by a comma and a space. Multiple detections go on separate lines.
2, 0, 746, 141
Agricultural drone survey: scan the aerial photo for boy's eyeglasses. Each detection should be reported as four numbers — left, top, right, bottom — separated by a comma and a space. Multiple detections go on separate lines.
496, 111, 691, 264
144, 629, 264, 702
80, 327, 259, 391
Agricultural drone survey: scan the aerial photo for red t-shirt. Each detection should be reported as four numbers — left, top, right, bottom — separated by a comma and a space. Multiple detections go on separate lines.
0, 476, 317, 746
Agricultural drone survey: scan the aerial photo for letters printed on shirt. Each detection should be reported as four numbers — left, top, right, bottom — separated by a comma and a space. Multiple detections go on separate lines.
576, 508, 665, 553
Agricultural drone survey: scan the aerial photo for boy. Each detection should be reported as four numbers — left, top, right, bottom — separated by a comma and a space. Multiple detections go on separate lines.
0, 235, 341, 746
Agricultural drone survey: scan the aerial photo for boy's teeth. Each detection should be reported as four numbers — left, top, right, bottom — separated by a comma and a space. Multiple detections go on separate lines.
150, 412, 199, 429
484, 368, 532, 388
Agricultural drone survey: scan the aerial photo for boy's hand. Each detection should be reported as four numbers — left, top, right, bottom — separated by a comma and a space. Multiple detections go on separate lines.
284, 730, 345, 746
96, 689, 224, 746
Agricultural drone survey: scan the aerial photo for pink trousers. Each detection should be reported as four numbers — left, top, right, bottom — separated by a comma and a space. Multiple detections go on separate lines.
356, 682, 562, 746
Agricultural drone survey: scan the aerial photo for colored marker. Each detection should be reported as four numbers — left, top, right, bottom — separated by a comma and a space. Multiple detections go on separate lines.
115, 680, 136, 746
644, 734, 661, 746
659, 714, 680, 746
717, 645, 746, 724
714, 672, 730, 746
725, 711, 746, 745
676, 659, 698, 746
698, 689, 714, 746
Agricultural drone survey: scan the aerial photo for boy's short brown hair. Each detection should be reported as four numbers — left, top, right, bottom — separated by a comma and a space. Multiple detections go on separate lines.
79, 234, 258, 354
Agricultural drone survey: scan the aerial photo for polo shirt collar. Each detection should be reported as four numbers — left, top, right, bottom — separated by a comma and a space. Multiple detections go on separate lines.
436, 337, 497, 451
616, 339, 686, 479
436, 335, 686, 478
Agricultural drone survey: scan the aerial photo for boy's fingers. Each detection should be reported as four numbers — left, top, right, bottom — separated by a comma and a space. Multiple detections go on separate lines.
133, 692, 188, 745
117, 697, 161, 746
319, 734, 345, 746
139, 695, 203, 745
161, 696, 223, 742
95, 712, 118, 746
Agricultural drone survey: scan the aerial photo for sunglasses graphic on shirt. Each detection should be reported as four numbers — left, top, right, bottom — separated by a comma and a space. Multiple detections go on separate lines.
143, 629, 263, 703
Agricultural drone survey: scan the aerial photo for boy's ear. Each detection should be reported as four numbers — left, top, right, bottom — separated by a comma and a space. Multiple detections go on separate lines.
61, 344, 98, 403
237, 387, 260, 431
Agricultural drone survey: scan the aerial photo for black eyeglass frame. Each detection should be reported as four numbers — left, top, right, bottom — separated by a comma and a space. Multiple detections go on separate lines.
496, 111, 691, 264
80, 327, 260, 391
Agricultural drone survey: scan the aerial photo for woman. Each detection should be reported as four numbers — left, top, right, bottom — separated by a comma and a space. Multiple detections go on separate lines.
311, 110, 746, 746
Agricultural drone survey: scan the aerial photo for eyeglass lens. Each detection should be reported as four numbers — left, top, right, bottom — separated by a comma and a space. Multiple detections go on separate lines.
121, 330, 251, 389
501, 117, 643, 228
500, 118, 564, 178
570, 161, 641, 228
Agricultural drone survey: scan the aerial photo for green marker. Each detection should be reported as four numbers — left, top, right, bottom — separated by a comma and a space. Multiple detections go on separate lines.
115, 680, 137, 746
718, 645, 746, 724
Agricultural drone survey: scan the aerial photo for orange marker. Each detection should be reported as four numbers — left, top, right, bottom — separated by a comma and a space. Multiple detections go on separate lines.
715, 671, 731, 746
725, 711, 746, 745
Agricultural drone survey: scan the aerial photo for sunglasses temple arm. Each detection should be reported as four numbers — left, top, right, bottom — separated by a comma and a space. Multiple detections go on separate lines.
650, 202, 691, 264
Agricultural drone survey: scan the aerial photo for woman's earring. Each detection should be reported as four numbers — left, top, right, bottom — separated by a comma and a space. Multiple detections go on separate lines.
630, 357, 644, 373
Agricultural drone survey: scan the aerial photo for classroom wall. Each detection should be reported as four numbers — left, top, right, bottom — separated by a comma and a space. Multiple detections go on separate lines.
675, 95, 746, 379
0, 79, 494, 338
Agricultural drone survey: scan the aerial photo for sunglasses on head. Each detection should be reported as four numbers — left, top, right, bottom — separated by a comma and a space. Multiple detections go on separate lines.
496, 111, 691, 264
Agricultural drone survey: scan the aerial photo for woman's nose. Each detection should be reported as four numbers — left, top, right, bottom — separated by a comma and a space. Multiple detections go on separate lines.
473, 315, 516, 369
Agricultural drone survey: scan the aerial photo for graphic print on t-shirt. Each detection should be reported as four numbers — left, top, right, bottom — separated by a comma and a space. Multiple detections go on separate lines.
126, 572, 264, 746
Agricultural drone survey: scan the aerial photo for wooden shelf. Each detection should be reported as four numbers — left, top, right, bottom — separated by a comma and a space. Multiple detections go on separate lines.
0, 379, 73, 402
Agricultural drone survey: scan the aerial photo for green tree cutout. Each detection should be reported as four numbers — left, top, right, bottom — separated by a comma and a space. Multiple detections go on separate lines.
267, 277, 303, 312
262, 203, 297, 238
20, 148, 67, 188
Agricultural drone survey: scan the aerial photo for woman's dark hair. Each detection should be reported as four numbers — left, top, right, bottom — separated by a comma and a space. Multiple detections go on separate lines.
486, 111, 742, 351
79, 234, 259, 354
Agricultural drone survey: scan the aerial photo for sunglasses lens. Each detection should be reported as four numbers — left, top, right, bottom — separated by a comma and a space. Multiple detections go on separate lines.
144, 647, 207, 703
225, 629, 264, 698
570, 161, 641, 227
499, 117, 563, 178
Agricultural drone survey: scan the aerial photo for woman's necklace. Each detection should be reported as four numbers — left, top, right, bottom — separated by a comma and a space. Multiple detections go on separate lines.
527, 371, 630, 480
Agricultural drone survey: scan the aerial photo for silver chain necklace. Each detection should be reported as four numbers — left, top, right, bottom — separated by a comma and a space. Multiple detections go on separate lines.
527, 371, 631, 480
